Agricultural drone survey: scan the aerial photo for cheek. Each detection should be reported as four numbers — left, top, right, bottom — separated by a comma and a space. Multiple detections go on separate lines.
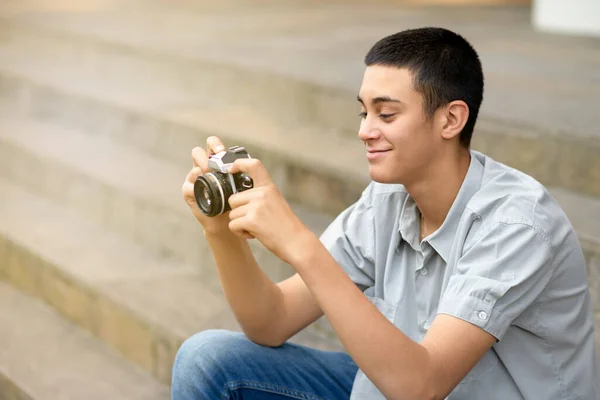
387, 117, 435, 170
402, 113, 434, 144
385, 116, 421, 147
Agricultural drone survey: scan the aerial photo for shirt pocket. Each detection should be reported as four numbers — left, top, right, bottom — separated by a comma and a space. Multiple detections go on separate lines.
365, 295, 398, 324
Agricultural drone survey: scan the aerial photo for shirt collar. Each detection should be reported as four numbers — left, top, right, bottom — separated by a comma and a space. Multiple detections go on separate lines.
398, 194, 421, 252
398, 151, 484, 262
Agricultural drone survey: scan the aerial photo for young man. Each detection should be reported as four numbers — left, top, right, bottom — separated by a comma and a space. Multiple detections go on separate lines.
173, 28, 599, 399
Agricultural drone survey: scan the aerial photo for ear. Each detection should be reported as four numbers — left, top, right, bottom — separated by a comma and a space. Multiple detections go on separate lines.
440, 100, 469, 141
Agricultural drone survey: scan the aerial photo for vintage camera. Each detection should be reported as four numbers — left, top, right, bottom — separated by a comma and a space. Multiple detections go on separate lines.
194, 146, 254, 216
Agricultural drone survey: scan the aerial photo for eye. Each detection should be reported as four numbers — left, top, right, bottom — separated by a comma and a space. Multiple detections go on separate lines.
358, 111, 367, 119
379, 113, 396, 120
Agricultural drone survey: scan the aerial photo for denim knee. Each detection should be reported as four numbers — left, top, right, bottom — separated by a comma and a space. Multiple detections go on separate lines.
172, 329, 251, 398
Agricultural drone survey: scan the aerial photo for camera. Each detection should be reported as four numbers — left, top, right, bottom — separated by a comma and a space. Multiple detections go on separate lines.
194, 146, 254, 216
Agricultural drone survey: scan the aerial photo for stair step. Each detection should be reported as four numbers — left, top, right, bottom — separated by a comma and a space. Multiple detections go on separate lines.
0, 177, 342, 385
0, 282, 170, 400
0, 7, 599, 200
0, 116, 334, 272
3, 3, 600, 139
1, 115, 598, 261
0, 43, 369, 216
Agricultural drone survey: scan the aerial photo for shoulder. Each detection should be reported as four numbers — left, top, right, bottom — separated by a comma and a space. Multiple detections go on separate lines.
467, 152, 573, 248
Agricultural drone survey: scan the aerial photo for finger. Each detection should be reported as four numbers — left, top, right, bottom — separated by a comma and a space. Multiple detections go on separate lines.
228, 188, 264, 209
227, 207, 256, 239
206, 136, 225, 156
228, 203, 250, 221
228, 216, 254, 239
228, 159, 271, 187
192, 147, 207, 169
185, 166, 203, 184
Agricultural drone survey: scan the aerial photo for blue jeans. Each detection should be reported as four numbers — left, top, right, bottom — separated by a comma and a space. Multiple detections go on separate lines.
171, 329, 358, 399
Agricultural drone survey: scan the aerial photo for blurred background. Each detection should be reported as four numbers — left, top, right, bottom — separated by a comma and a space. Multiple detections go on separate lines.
0, 0, 598, 398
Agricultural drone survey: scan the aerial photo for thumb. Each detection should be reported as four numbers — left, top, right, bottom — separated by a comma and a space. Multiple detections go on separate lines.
228, 158, 272, 188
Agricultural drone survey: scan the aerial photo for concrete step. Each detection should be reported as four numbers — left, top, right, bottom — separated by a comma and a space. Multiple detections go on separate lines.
0, 6, 599, 198
0, 177, 342, 386
0, 282, 170, 400
0, 43, 369, 217
0, 116, 334, 275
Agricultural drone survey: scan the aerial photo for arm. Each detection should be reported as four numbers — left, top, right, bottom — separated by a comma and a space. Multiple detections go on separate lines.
183, 137, 322, 346
205, 229, 322, 346
288, 234, 496, 400
287, 220, 555, 399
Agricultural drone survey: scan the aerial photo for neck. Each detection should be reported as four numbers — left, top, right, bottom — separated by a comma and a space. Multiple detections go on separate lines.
406, 148, 471, 238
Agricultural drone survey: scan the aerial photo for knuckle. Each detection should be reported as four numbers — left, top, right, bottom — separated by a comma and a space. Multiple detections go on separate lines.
192, 147, 206, 163
206, 136, 221, 146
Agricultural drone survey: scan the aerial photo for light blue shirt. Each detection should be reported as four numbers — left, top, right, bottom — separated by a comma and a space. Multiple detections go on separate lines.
320, 151, 599, 399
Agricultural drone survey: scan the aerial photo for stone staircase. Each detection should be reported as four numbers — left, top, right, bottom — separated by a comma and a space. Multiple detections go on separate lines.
0, 1, 598, 398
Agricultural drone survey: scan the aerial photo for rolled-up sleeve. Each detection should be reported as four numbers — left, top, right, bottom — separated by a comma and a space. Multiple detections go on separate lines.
319, 190, 376, 291
437, 220, 555, 340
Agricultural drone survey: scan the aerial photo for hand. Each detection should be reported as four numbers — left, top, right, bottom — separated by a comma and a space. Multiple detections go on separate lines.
182, 136, 231, 234
227, 158, 313, 263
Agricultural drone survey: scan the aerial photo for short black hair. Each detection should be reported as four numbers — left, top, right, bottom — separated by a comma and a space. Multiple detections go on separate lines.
365, 27, 484, 148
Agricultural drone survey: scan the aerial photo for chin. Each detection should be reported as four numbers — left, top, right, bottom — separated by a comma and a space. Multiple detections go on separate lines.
368, 167, 402, 184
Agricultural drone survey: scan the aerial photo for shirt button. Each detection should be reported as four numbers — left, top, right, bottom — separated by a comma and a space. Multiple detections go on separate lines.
478, 311, 488, 320
419, 268, 428, 276
423, 321, 431, 330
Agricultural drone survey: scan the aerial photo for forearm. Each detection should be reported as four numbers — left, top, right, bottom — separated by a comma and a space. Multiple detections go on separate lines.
290, 233, 438, 400
205, 229, 283, 345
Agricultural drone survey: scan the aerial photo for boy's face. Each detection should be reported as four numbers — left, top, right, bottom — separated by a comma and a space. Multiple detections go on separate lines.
358, 65, 440, 185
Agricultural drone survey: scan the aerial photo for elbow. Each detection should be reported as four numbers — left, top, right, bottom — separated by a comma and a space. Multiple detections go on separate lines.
383, 372, 443, 400
409, 386, 441, 400
242, 325, 287, 348
387, 386, 440, 400
245, 332, 285, 348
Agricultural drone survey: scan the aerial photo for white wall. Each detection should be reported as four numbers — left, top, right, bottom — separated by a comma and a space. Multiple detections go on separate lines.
533, 0, 600, 37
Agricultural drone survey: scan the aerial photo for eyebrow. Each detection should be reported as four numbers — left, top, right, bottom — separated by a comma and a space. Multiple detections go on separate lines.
357, 95, 402, 105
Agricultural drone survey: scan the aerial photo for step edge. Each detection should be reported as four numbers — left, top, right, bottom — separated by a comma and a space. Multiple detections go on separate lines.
3, 17, 600, 146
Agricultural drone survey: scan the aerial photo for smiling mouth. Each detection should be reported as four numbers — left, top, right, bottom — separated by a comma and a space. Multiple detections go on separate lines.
366, 149, 391, 160
367, 149, 391, 154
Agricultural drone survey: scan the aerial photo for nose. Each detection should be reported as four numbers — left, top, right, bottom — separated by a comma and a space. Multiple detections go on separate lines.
358, 118, 381, 142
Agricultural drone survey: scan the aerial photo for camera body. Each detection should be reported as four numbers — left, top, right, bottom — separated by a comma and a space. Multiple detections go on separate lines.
194, 146, 254, 216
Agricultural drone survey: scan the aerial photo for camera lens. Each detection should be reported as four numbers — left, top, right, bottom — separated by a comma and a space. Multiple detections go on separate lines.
201, 185, 211, 205
194, 172, 233, 216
